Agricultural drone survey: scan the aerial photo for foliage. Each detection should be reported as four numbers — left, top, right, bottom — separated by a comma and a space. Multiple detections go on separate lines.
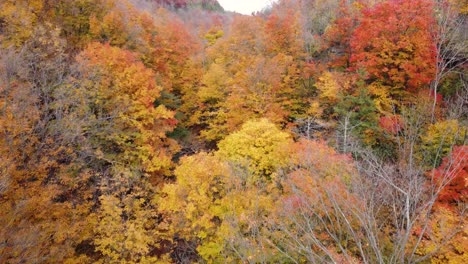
429, 145, 468, 206
72, 42, 178, 174
421, 120, 467, 167
379, 115, 404, 135
161, 153, 230, 261
217, 119, 292, 183
92, 179, 159, 264
417, 207, 467, 263
350, 0, 437, 97
334, 88, 381, 147
315, 71, 341, 104
204, 29, 224, 46
1, 0, 466, 262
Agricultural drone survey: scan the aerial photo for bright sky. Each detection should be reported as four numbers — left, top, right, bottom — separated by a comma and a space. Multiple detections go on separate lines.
218, 0, 277, 15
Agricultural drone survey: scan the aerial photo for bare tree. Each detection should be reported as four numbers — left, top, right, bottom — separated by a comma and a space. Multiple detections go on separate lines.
431, 0, 467, 120
263, 103, 466, 263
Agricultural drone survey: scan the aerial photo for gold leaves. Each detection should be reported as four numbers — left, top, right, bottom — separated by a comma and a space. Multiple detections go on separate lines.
217, 119, 292, 183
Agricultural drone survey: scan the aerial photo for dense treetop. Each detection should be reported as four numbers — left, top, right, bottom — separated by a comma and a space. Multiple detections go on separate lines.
0, 0, 466, 263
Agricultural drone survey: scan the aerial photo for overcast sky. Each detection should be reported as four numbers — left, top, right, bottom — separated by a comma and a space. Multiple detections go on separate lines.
217, 0, 276, 15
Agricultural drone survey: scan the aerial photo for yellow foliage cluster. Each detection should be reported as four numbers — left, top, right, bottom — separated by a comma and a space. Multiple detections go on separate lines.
217, 119, 292, 183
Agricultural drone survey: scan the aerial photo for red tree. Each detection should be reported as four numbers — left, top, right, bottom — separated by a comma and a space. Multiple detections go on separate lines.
430, 146, 468, 207
350, 0, 437, 92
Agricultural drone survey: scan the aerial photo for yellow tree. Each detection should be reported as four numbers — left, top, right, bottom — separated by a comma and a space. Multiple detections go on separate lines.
217, 118, 292, 184
0, 0, 48, 47
162, 119, 294, 262
90, 170, 161, 264
0, 23, 96, 263
72, 42, 178, 175
213, 119, 293, 262
0, 0, 107, 49
190, 13, 313, 143
56, 42, 179, 262
420, 119, 467, 167
161, 153, 231, 262
188, 16, 269, 142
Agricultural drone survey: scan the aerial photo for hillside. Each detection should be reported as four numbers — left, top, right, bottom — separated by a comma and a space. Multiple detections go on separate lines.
0, 0, 466, 263
153, 0, 224, 10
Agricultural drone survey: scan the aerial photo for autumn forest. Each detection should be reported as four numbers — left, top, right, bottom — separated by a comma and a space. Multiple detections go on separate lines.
0, 0, 467, 263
